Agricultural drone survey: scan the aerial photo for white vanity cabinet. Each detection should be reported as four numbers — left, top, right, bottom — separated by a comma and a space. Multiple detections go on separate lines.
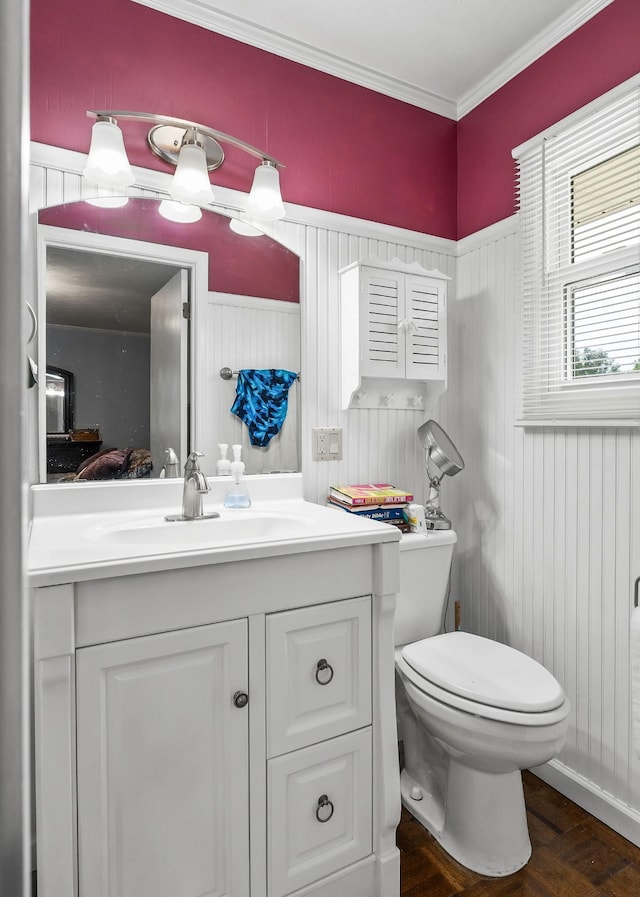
32, 536, 400, 897
339, 257, 449, 410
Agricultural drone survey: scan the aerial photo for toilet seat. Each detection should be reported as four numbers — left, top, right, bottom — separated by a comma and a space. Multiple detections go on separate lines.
397, 632, 568, 727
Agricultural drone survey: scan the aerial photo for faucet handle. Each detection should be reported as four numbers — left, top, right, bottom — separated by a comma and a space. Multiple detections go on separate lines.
185, 450, 204, 468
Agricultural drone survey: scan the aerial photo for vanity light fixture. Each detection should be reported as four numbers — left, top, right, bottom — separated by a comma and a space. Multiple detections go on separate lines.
83, 111, 286, 222
84, 195, 130, 209
229, 216, 264, 237
83, 117, 135, 189
158, 199, 203, 224
246, 160, 286, 221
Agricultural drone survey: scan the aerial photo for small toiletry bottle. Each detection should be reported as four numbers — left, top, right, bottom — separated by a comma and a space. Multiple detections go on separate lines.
216, 443, 231, 476
224, 445, 251, 508
405, 503, 427, 534
161, 447, 180, 478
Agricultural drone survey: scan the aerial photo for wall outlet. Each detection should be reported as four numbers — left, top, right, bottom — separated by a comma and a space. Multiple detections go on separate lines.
312, 427, 342, 461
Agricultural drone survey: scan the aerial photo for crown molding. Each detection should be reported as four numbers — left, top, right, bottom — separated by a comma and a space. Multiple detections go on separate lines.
131, 0, 457, 119
457, 0, 614, 117
133, 0, 613, 121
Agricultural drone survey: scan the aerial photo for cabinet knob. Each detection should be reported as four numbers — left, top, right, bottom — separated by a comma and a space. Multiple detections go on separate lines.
315, 794, 335, 823
315, 658, 334, 686
233, 691, 249, 708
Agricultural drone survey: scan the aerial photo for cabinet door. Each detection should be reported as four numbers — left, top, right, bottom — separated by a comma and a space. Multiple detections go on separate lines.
266, 597, 371, 757
268, 729, 372, 897
76, 620, 249, 897
359, 267, 406, 378
404, 274, 446, 380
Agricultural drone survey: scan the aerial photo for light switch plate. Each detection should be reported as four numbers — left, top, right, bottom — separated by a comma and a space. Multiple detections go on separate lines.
312, 427, 342, 461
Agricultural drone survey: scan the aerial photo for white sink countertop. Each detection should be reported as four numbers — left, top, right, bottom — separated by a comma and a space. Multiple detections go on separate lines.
28, 474, 400, 586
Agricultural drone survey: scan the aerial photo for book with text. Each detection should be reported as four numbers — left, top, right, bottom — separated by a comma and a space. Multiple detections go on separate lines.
329, 484, 414, 507
329, 502, 407, 520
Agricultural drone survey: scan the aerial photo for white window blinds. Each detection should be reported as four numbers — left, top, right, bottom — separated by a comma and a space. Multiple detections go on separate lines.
514, 78, 640, 424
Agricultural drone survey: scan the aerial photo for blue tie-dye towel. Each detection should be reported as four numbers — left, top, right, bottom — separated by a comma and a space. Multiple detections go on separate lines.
231, 369, 298, 447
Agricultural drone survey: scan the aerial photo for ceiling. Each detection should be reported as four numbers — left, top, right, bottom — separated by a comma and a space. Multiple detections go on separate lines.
133, 0, 613, 118
46, 248, 180, 333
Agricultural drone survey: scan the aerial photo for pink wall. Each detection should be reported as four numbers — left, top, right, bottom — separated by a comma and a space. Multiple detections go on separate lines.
38, 199, 300, 302
30, 0, 640, 242
30, 0, 457, 239
457, 0, 640, 239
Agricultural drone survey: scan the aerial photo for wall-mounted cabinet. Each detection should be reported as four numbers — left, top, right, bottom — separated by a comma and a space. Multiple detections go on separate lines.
339, 258, 449, 410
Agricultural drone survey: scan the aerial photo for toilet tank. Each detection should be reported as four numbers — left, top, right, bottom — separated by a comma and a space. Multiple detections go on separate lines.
394, 530, 457, 647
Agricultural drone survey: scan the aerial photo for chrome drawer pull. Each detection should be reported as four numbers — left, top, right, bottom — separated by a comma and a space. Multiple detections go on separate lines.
233, 691, 249, 708
315, 658, 334, 686
315, 794, 334, 823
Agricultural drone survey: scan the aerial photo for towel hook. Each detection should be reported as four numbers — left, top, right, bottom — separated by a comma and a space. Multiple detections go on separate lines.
635, 575, 640, 609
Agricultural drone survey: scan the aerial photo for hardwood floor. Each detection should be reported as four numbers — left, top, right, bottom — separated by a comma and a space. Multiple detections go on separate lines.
398, 772, 640, 896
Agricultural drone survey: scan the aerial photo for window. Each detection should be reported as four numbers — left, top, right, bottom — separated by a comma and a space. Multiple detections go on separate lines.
515, 78, 640, 424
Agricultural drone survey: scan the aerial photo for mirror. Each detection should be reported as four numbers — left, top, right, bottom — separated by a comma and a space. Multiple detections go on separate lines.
37, 198, 301, 483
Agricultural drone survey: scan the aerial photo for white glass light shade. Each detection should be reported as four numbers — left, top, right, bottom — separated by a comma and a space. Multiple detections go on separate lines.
83, 120, 134, 189
246, 161, 285, 221
169, 143, 214, 206
158, 200, 202, 223
229, 217, 263, 237
85, 195, 129, 209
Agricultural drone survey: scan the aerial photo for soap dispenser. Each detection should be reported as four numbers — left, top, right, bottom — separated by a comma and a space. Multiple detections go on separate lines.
161, 447, 180, 478
216, 443, 231, 476
224, 444, 251, 508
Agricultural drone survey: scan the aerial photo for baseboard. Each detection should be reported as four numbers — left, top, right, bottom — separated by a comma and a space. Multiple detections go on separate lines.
531, 759, 640, 848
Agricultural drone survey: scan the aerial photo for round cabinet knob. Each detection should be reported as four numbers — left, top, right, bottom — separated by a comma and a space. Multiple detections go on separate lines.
315, 658, 334, 686
233, 691, 249, 708
315, 794, 334, 823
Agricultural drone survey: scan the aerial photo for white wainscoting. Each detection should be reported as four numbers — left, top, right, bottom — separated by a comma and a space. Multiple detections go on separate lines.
455, 217, 640, 844
203, 293, 300, 475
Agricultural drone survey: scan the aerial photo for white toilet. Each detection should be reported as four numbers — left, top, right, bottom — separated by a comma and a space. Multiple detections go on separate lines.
394, 531, 570, 877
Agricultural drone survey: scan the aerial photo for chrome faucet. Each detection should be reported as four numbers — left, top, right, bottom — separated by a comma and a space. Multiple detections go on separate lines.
165, 451, 220, 522
182, 451, 210, 519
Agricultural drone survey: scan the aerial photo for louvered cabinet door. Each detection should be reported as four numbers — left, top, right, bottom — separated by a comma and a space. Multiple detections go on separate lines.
359, 267, 406, 378
76, 619, 250, 897
404, 274, 446, 380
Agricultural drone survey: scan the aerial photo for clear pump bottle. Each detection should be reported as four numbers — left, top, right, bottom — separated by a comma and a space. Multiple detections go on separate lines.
223, 444, 251, 508
216, 443, 231, 476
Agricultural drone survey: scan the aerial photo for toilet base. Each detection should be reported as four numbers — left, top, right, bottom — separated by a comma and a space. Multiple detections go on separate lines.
400, 761, 531, 877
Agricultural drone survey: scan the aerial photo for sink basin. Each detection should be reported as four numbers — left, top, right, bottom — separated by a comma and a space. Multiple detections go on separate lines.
92, 509, 309, 549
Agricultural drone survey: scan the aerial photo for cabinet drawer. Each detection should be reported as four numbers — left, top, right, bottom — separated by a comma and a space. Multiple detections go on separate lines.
266, 596, 371, 757
267, 729, 372, 897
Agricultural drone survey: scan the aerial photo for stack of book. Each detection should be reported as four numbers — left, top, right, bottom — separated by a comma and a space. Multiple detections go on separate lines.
328, 483, 414, 532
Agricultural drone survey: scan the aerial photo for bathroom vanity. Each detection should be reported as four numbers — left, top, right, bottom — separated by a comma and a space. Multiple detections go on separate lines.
29, 475, 401, 897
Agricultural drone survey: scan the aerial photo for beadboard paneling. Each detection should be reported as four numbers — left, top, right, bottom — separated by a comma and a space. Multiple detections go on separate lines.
455, 220, 640, 831
203, 294, 300, 475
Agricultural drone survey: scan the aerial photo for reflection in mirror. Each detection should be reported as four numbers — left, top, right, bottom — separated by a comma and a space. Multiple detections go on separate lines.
37, 198, 300, 483
46, 365, 74, 433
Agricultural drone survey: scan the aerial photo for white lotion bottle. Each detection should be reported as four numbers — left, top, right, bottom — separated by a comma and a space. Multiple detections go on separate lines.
216, 443, 231, 476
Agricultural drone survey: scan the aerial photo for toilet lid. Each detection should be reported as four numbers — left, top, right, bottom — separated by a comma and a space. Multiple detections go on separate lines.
401, 632, 565, 713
